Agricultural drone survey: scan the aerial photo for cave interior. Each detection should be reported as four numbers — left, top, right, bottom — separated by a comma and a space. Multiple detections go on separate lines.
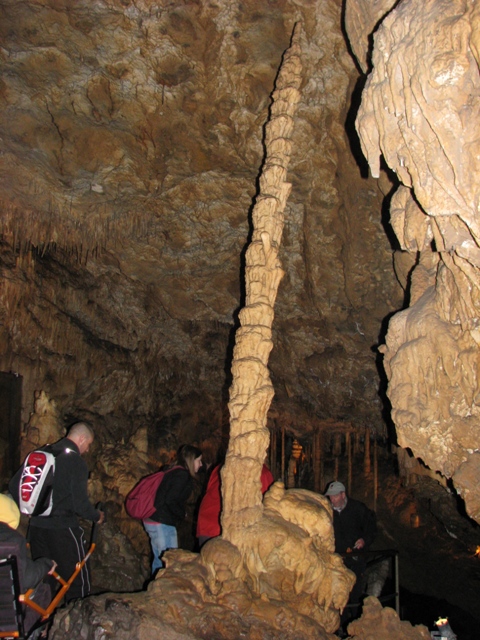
1, 0, 480, 639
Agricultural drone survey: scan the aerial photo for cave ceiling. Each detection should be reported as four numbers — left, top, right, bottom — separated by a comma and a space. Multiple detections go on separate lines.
0, 0, 404, 443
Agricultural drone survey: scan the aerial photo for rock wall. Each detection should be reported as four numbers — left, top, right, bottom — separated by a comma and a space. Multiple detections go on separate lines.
0, 0, 402, 451
348, 0, 480, 523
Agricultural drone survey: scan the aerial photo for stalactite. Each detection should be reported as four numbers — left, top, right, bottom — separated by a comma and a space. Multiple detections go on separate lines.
1, 195, 159, 263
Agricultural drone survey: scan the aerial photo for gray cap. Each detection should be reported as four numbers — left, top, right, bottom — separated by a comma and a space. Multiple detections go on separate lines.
325, 481, 346, 496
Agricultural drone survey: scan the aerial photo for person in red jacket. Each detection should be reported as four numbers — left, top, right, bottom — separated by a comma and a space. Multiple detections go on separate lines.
196, 463, 274, 548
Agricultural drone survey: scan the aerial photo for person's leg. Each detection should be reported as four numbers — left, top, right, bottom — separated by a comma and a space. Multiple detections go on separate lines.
143, 522, 167, 574
143, 523, 178, 574
28, 526, 51, 561
29, 526, 90, 601
340, 561, 366, 629
162, 524, 178, 552
64, 527, 90, 601
28, 526, 60, 599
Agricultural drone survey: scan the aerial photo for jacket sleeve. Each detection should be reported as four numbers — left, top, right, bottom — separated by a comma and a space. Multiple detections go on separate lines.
261, 466, 274, 493
14, 532, 54, 590
361, 503, 377, 548
69, 453, 100, 522
23, 556, 55, 591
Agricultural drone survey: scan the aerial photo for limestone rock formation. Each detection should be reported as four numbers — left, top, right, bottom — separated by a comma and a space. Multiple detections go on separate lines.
349, 0, 480, 523
221, 20, 301, 539
20, 389, 64, 456
347, 596, 431, 640
50, 482, 353, 639
156, 28, 353, 637
344, 0, 398, 72
0, 0, 477, 636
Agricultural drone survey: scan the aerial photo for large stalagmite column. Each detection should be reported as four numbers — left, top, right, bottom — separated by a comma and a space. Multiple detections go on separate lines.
221, 26, 302, 540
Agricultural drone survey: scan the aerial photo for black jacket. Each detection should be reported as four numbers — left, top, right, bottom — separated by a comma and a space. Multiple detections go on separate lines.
332, 497, 377, 554
149, 467, 193, 527
0, 522, 53, 590
9, 438, 100, 529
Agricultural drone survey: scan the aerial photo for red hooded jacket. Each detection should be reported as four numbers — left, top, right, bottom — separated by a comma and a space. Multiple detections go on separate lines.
196, 463, 274, 538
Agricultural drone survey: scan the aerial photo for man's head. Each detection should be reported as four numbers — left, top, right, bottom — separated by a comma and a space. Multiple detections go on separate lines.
67, 422, 95, 454
325, 480, 347, 509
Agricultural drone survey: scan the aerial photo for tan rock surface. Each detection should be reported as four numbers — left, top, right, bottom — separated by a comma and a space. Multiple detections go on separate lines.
201, 28, 352, 636
45, 19, 355, 639
347, 596, 431, 640
0, 0, 476, 635
20, 389, 64, 455
221, 21, 301, 542
344, 0, 398, 72
353, 0, 480, 523
50, 482, 352, 638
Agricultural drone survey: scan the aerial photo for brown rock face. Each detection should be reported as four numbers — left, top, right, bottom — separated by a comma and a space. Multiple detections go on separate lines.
351, 0, 480, 523
0, 0, 402, 450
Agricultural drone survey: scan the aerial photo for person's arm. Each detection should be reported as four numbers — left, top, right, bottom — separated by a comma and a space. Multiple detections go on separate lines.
357, 503, 377, 549
23, 557, 56, 590
15, 534, 55, 590
261, 465, 274, 493
70, 454, 102, 522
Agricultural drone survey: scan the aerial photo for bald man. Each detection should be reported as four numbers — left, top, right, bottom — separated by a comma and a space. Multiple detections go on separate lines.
10, 422, 104, 601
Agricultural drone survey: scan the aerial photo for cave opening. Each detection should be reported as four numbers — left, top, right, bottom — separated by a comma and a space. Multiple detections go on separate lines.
0, 371, 22, 483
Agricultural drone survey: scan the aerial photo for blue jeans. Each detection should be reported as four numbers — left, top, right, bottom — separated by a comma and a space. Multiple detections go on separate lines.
143, 522, 178, 574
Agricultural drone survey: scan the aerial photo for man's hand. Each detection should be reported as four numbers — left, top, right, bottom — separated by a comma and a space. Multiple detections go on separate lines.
97, 510, 105, 524
48, 561, 58, 575
353, 538, 365, 550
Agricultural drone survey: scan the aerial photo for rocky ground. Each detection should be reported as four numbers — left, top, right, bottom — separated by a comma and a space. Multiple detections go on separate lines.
82, 447, 480, 639
345, 452, 480, 639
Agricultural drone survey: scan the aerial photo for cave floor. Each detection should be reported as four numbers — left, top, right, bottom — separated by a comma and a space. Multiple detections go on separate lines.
174, 450, 480, 638
92, 451, 480, 639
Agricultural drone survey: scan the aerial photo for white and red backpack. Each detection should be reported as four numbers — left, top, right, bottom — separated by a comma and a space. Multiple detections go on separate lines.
19, 446, 59, 516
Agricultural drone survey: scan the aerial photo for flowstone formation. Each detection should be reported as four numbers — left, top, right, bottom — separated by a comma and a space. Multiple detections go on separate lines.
49, 25, 353, 640
347, 596, 431, 640
19, 389, 64, 456
347, 0, 480, 524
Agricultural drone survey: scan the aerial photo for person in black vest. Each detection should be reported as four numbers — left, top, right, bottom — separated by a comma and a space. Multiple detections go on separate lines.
9, 422, 104, 601
325, 480, 376, 633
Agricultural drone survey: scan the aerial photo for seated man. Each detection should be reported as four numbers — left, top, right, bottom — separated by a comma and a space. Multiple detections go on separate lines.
0, 493, 56, 635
